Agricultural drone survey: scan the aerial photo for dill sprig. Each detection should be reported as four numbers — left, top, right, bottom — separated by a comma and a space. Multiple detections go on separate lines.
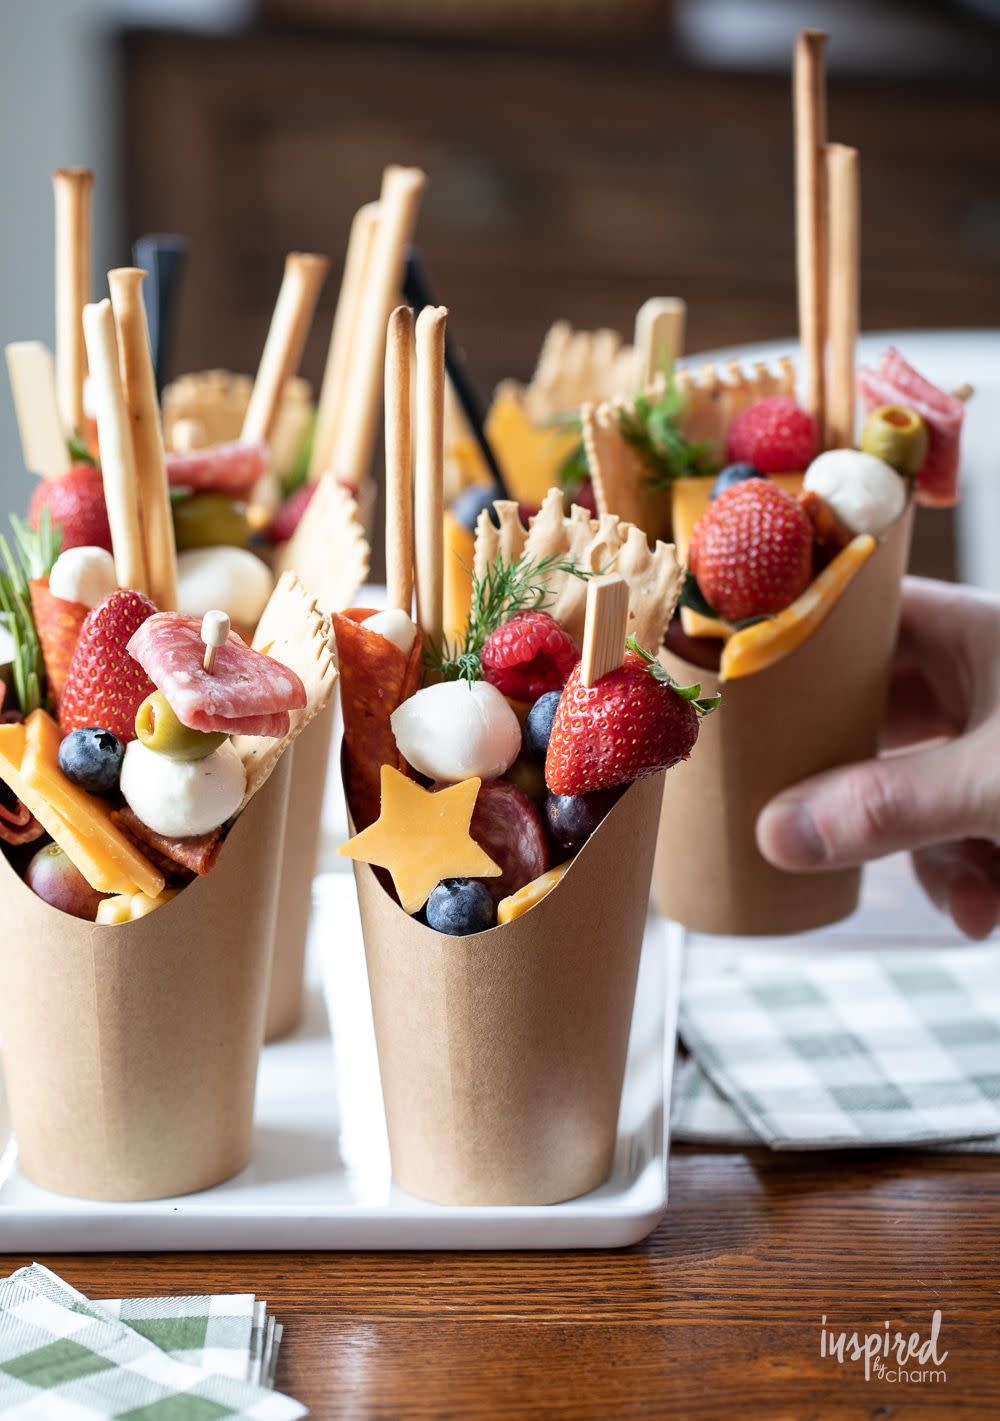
0, 509, 62, 715
617, 369, 717, 490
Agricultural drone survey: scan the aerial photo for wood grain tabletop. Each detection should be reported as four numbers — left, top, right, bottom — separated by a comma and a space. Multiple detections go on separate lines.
9, 1145, 999, 1419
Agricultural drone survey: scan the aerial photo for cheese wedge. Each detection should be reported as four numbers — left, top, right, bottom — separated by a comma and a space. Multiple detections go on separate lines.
96, 888, 177, 924
497, 860, 571, 925
485, 388, 578, 508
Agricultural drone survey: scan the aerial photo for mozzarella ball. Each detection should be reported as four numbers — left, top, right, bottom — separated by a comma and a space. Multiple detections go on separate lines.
803, 449, 907, 536
391, 679, 521, 783
120, 738, 246, 838
49, 546, 117, 608
176, 546, 274, 627
362, 607, 417, 656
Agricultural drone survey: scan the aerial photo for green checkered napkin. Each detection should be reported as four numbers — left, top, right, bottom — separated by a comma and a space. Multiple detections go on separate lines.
677, 944, 1000, 1149
0, 1265, 305, 1419
96, 1294, 275, 1386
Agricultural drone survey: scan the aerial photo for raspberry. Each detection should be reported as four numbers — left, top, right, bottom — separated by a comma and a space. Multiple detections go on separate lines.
481, 610, 579, 703
725, 397, 818, 474
689, 480, 814, 623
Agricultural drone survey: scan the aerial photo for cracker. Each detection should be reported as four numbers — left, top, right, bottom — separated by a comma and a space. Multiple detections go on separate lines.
274, 473, 370, 614
582, 399, 669, 542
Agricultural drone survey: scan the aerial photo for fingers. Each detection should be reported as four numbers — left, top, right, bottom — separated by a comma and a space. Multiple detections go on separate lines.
881, 661, 960, 751
912, 840, 1000, 940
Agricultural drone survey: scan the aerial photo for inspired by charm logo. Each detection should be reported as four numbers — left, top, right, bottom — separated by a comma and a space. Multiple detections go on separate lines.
820, 1310, 948, 1384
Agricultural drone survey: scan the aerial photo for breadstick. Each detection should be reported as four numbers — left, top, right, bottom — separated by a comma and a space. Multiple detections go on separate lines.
82, 300, 149, 595
4, 342, 66, 477
794, 31, 828, 435
309, 201, 380, 480
581, 574, 629, 687
414, 305, 446, 648
241, 252, 329, 446
633, 297, 687, 387
52, 167, 94, 434
331, 166, 426, 492
825, 144, 860, 450
109, 267, 178, 610
384, 306, 414, 614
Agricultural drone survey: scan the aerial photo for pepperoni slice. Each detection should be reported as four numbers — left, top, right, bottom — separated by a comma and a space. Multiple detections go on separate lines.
165, 440, 268, 498
857, 349, 965, 508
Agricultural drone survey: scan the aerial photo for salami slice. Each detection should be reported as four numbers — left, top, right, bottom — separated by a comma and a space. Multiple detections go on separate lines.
127, 612, 306, 737
469, 779, 549, 901
165, 440, 268, 498
0, 791, 43, 846
857, 349, 965, 508
112, 805, 222, 878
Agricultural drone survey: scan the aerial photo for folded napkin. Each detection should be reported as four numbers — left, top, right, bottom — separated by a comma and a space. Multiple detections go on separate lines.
676, 943, 1000, 1150
0, 1264, 304, 1420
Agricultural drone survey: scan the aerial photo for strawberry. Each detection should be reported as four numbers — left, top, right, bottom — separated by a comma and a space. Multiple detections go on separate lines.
269, 482, 316, 545
688, 480, 814, 624
29, 464, 112, 553
725, 396, 818, 474
481, 610, 579, 702
545, 642, 716, 796
59, 590, 157, 742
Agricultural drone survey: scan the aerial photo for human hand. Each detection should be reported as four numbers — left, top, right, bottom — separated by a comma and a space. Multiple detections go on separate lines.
757, 576, 1000, 938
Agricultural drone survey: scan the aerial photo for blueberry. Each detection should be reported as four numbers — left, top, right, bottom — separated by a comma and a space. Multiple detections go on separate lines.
425, 878, 497, 935
545, 787, 623, 852
58, 727, 125, 795
710, 463, 765, 500
523, 691, 562, 763
451, 485, 501, 532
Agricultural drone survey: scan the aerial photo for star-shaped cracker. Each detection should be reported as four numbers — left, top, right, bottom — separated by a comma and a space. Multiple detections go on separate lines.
339, 767, 500, 915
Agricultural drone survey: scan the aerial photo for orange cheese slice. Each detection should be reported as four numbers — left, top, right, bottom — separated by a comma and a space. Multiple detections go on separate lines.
497, 860, 571, 924
485, 389, 579, 508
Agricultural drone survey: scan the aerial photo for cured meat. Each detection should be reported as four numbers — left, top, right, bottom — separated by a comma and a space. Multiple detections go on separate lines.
0, 790, 43, 846
28, 578, 88, 705
127, 613, 306, 737
857, 349, 965, 508
112, 804, 222, 878
165, 440, 268, 498
469, 779, 549, 902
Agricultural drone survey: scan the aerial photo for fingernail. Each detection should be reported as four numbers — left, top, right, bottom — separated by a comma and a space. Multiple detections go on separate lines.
756, 799, 828, 870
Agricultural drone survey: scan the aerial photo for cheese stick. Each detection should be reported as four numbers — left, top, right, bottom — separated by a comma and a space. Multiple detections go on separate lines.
52, 167, 94, 435
82, 299, 149, 595
241, 252, 329, 446
108, 268, 178, 611
5, 342, 67, 477
414, 304, 446, 649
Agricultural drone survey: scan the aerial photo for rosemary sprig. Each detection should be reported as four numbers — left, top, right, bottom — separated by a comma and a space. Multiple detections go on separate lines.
625, 636, 721, 715
617, 369, 717, 490
0, 509, 62, 715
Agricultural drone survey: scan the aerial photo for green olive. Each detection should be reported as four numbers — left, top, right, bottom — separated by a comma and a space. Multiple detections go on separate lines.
135, 692, 227, 761
860, 405, 928, 477
172, 493, 250, 551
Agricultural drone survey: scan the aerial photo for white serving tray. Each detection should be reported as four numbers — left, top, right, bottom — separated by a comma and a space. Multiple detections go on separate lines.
0, 873, 681, 1251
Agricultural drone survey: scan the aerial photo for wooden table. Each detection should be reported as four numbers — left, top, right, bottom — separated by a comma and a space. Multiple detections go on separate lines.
9, 1147, 998, 1417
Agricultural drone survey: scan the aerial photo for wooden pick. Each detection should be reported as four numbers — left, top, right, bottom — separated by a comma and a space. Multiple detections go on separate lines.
4, 342, 66, 477
108, 267, 178, 611
201, 610, 230, 673
581, 573, 630, 687
241, 252, 329, 446
309, 201, 380, 480
82, 299, 149, 595
414, 304, 447, 649
824, 144, 860, 450
633, 297, 687, 387
384, 305, 414, 614
794, 30, 828, 435
52, 167, 94, 435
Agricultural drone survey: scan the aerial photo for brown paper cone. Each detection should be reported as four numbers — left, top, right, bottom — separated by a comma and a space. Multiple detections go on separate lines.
653, 506, 913, 936
352, 769, 666, 1206
0, 752, 292, 1202
264, 703, 335, 1041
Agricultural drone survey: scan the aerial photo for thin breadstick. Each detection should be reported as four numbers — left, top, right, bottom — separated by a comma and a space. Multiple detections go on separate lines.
414, 305, 446, 648
108, 268, 178, 611
581, 574, 630, 687
309, 202, 380, 480
633, 297, 687, 387
52, 167, 94, 435
384, 306, 414, 614
82, 299, 149, 595
241, 252, 329, 445
824, 144, 860, 450
794, 31, 828, 435
331, 166, 426, 492
4, 342, 66, 477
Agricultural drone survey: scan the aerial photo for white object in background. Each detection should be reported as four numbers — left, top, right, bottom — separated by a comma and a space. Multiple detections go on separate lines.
803, 448, 906, 536
49, 547, 116, 608
4, 342, 67, 477
175, 546, 274, 627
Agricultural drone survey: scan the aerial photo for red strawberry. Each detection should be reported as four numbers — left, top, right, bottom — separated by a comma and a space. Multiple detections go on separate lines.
545, 645, 710, 796
481, 610, 579, 702
59, 590, 157, 742
725, 396, 818, 474
29, 464, 111, 552
269, 482, 317, 546
688, 480, 814, 624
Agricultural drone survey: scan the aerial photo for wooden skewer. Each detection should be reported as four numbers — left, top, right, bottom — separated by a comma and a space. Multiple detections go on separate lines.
952, 382, 974, 403
414, 304, 447, 649
4, 342, 67, 477
331, 166, 426, 493
581, 574, 630, 687
794, 31, 828, 436
108, 268, 178, 611
82, 299, 149, 595
241, 252, 329, 446
824, 144, 860, 450
201, 610, 230, 673
384, 305, 414, 614
633, 297, 687, 388
52, 167, 94, 435
309, 201, 380, 481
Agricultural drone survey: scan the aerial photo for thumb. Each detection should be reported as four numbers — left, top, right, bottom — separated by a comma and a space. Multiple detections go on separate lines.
756, 742, 987, 871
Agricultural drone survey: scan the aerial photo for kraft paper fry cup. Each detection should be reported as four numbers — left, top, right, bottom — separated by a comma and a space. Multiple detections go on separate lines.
653, 505, 913, 936
351, 768, 666, 1207
0, 751, 292, 1202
